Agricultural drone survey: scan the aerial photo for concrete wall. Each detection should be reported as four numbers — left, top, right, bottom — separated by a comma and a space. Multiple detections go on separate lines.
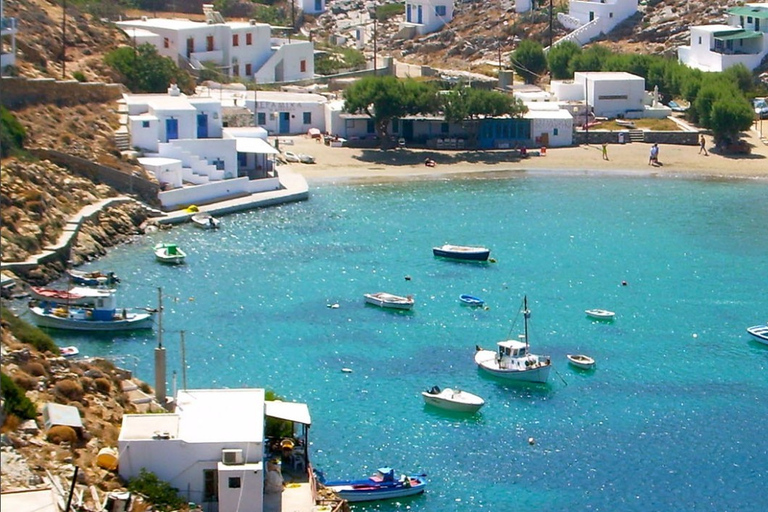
0, 78, 125, 108
573, 131, 699, 145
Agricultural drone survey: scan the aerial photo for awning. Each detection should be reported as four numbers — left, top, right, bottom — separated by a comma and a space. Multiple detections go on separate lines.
235, 137, 279, 155
727, 6, 768, 19
265, 400, 312, 426
714, 30, 763, 41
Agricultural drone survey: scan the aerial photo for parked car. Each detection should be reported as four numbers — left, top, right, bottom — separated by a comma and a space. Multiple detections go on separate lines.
754, 98, 768, 119
282, 151, 316, 164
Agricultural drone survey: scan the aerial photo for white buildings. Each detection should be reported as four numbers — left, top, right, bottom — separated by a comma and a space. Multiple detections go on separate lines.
117, 5, 314, 84
1, 0, 17, 73
295, 0, 326, 15
554, 0, 639, 48
399, 0, 455, 37
118, 388, 313, 512
552, 71, 645, 118
244, 90, 327, 135
677, 3, 768, 72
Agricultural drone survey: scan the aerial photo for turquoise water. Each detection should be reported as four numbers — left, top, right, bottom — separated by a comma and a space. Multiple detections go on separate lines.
23, 174, 768, 511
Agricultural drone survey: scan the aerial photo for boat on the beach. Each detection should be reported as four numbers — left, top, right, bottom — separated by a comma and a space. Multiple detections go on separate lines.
364, 292, 414, 310
747, 324, 768, 344
433, 244, 490, 261
474, 295, 551, 383
154, 243, 186, 264
585, 308, 615, 320
322, 467, 427, 502
28, 291, 155, 331
191, 212, 221, 229
459, 294, 485, 307
421, 386, 485, 413
30, 285, 114, 306
567, 354, 596, 370
66, 269, 120, 287
60, 346, 80, 357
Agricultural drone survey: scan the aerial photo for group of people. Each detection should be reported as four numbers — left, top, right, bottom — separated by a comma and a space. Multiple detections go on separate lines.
648, 143, 660, 166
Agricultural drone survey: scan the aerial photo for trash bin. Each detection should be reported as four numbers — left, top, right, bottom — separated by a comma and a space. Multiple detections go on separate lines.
618, 131, 627, 144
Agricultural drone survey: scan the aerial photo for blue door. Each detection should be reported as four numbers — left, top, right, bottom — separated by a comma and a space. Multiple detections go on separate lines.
406, 4, 411, 22
314, 0, 322, 11
279, 112, 290, 134
417, 5, 423, 24
166, 118, 179, 140
197, 114, 208, 138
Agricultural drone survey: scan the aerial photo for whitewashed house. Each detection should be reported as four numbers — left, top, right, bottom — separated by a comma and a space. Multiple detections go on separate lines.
244, 90, 327, 134
677, 3, 768, 72
295, 0, 325, 15
118, 389, 313, 512
399, 0, 454, 37
553, 0, 639, 48
1, 0, 18, 73
124, 84, 283, 210
116, 4, 314, 84
525, 103, 574, 148
551, 71, 645, 118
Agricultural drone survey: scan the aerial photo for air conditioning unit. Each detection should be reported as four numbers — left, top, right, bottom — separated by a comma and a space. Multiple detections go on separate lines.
222, 449, 244, 465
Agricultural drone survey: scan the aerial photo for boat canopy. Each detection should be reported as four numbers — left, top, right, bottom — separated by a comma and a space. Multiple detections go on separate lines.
265, 400, 312, 426
498, 339, 527, 357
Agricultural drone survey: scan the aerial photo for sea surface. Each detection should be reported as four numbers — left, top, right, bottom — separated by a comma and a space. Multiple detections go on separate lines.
19, 173, 768, 511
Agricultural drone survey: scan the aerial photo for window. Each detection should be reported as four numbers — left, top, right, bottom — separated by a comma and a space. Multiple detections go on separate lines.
163, 37, 170, 49
245, 64, 252, 76
303, 112, 312, 124
206, 35, 214, 52
204, 470, 218, 502
441, 123, 449, 134
597, 94, 628, 100
747, 16, 753, 23
435, 5, 446, 16
246, 33, 253, 45
366, 119, 375, 134
233, 64, 239, 76
698, 36, 702, 45
213, 158, 225, 170
553, 128, 559, 136
228, 477, 241, 489
233, 34, 239, 46
300, 60, 307, 72
142, 121, 150, 128
258, 112, 266, 125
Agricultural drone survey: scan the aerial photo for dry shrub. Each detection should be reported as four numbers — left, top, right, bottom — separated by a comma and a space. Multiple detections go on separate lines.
12, 371, 38, 391
24, 361, 47, 377
100, 422, 120, 445
94, 377, 112, 394
54, 379, 84, 402
47, 425, 78, 444
80, 376, 94, 393
1, 414, 22, 433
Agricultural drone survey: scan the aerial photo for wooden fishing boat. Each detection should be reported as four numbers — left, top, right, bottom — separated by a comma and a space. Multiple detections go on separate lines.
154, 243, 186, 264
567, 354, 596, 370
323, 467, 427, 502
364, 292, 414, 310
421, 386, 484, 413
747, 324, 768, 345
191, 212, 221, 229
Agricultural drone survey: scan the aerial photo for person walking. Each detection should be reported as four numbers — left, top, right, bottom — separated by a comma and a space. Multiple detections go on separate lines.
699, 135, 708, 156
602, 142, 609, 160
648, 144, 657, 165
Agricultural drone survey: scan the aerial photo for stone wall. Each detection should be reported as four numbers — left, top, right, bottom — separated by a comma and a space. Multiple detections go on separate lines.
30, 149, 160, 205
573, 131, 700, 145
0, 77, 125, 109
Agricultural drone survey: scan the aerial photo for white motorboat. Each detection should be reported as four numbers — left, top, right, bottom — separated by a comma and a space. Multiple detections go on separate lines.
60, 346, 80, 357
191, 212, 220, 229
747, 324, 768, 345
154, 243, 186, 264
421, 386, 485, 413
567, 354, 596, 370
585, 308, 615, 320
364, 292, 414, 310
474, 295, 551, 383
28, 291, 154, 331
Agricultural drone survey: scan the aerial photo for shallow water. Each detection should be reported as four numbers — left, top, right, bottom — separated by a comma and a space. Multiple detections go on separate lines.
20, 174, 768, 511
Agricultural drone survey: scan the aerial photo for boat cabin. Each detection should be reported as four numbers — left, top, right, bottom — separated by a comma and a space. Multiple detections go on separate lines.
497, 337, 528, 359
371, 468, 397, 483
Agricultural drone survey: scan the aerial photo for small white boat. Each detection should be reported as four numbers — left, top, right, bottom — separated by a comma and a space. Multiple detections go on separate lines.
585, 308, 615, 320
422, 386, 485, 413
364, 292, 414, 310
747, 324, 768, 345
474, 296, 551, 383
433, 244, 490, 261
191, 212, 220, 229
567, 354, 596, 369
60, 346, 80, 357
154, 243, 186, 264
459, 294, 485, 307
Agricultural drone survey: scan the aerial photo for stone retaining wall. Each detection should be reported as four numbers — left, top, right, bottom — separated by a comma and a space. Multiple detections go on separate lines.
0, 77, 125, 109
573, 131, 699, 145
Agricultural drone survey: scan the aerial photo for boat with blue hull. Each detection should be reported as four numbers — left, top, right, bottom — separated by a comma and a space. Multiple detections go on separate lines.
433, 244, 490, 261
322, 467, 427, 502
66, 269, 120, 287
28, 291, 154, 331
459, 294, 485, 307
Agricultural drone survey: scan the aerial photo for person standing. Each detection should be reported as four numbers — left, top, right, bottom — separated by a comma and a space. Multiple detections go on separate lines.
649, 144, 659, 166
699, 135, 708, 156
602, 142, 609, 160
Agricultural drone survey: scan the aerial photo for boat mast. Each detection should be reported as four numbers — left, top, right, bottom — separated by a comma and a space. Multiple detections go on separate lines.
523, 295, 530, 351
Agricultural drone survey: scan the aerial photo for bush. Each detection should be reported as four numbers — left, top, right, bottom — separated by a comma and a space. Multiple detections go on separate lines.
127, 469, 185, 512
0, 106, 26, 157
12, 372, 38, 391
23, 361, 48, 378
54, 379, 84, 402
72, 71, 87, 82
1, 372, 37, 421
94, 377, 112, 394
1, 306, 57, 354
47, 425, 78, 445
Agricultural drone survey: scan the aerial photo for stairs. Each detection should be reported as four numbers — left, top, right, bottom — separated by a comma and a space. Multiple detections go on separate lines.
628, 130, 645, 143
114, 129, 131, 151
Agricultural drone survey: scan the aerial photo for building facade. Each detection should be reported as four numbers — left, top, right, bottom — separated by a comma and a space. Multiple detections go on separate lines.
400, 0, 454, 36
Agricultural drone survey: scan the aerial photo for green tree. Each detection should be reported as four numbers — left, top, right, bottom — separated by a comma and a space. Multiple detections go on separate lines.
343, 76, 440, 148
709, 97, 755, 144
511, 40, 547, 84
1, 372, 37, 422
570, 44, 612, 72
127, 469, 184, 512
546, 41, 581, 79
0, 106, 26, 158
104, 43, 195, 94
442, 85, 527, 145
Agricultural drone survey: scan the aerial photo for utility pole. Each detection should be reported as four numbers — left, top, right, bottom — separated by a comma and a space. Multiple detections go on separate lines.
61, 0, 67, 78
549, 0, 553, 49
372, 11, 378, 76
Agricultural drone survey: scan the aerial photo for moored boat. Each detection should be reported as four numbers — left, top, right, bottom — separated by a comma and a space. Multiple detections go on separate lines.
459, 294, 485, 307
747, 324, 768, 345
433, 244, 490, 261
585, 308, 615, 320
191, 212, 221, 229
474, 295, 551, 383
66, 269, 120, 286
422, 386, 485, 413
364, 292, 414, 310
60, 346, 80, 357
567, 354, 596, 369
28, 291, 154, 332
322, 467, 427, 503
30, 285, 114, 306
154, 243, 186, 264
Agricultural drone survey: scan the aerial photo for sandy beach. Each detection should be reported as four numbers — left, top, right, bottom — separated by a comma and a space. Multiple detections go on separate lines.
282, 126, 768, 183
